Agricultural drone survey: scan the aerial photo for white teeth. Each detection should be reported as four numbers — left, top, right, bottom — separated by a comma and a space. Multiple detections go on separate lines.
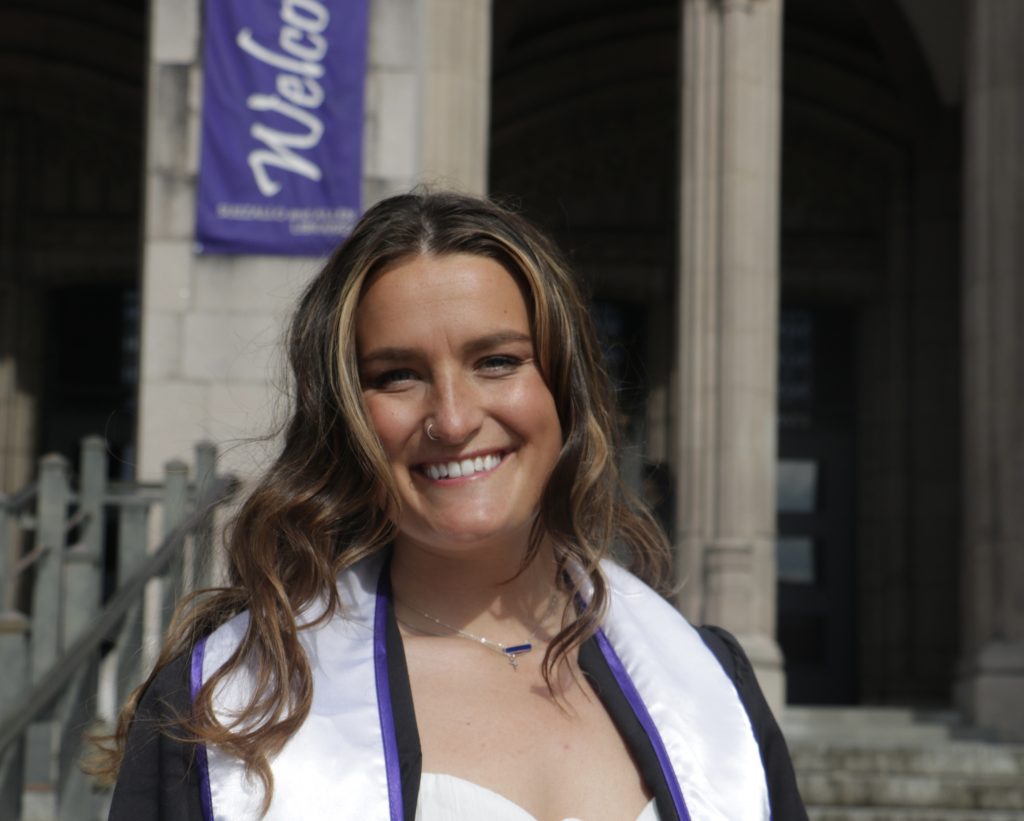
422, 452, 503, 480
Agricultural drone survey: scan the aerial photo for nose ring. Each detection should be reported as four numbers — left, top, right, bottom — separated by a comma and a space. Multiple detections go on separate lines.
425, 421, 440, 441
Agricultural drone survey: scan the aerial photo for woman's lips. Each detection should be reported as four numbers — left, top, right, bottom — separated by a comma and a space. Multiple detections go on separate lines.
416, 451, 507, 480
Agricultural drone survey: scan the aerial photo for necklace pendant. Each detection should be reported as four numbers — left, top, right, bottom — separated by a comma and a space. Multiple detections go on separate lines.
503, 643, 532, 671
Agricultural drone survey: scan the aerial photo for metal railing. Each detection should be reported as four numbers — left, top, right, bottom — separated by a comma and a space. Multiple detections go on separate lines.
0, 437, 237, 821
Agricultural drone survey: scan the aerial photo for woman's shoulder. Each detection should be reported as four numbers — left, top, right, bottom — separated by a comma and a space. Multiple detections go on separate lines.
695, 625, 809, 820
695, 624, 754, 683
109, 653, 205, 821
598, 559, 700, 636
196, 607, 251, 678
598, 562, 808, 818
598, 557, 678, 610
133, 652, 194, 726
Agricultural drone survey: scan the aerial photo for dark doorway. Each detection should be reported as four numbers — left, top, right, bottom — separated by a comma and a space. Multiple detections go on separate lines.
40, 285, 139, 479
0, 0, 145, 492
776, 305, 858, 704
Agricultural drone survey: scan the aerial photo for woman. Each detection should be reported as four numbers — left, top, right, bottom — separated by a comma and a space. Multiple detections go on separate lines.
106, 192, 806, 820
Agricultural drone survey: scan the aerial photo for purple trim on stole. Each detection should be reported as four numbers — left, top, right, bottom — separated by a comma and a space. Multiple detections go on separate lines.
190, 636, 216, 821
594, 628, 692, 821
373, 569, 404, 821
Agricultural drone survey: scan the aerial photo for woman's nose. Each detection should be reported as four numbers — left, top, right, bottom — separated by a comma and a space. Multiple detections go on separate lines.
427, 371, 483, 444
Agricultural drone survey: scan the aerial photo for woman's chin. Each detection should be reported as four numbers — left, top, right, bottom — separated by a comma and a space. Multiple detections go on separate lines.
394, 517, 533, 557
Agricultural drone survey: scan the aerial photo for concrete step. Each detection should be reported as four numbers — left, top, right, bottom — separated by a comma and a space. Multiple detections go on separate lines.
784, 708, 971, 744
790, 742, 1024, 778
807, 808, 1024, 821
787, 708, 1024, 817
786, 707, 937, 726
797, 771, 1024, 811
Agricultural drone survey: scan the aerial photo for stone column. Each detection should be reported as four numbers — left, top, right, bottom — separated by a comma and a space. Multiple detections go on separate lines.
675, 0, 785, 710
958, 0, 1024, 740
415, 0, 490, 193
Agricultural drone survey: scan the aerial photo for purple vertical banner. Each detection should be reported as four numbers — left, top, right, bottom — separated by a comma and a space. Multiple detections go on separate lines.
196, 0, 369, 255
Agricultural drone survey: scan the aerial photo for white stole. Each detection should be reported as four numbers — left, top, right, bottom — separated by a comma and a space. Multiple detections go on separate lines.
196, 555, 770, 820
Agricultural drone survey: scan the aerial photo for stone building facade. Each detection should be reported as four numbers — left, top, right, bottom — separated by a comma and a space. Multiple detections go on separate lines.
2, 0, 1022, 738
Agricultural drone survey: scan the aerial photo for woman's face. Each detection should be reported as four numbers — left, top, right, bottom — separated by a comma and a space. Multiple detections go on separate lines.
356, 253, 563, 558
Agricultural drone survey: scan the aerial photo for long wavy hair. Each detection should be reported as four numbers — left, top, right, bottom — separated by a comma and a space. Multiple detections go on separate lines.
98, 191, 671, 808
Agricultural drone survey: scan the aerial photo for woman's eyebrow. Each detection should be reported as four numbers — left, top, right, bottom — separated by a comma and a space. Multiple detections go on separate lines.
360, 331, 532, 366
358, 346, 419, 366
462, 330, 532, 356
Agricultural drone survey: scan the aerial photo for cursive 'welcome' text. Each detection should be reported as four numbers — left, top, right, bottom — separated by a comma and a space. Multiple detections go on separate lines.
236, 0, 330, 197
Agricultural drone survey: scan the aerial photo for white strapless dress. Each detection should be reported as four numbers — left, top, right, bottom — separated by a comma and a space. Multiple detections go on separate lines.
415, 773, 661, 821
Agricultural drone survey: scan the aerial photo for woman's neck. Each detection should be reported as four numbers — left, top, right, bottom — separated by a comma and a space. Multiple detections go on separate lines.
388, 536, 561, 636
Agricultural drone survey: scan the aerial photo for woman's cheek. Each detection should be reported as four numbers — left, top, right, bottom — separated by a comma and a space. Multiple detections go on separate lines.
366, 397, 417, 455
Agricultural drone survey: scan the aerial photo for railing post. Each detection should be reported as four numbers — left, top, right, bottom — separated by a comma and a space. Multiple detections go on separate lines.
78, 436, 107, 561
0, 611, 28, 821
194, 441, 218, 590
26, 453, 70, 820
55, 657, 99, 821
0, 497, 12, 612
115, 499, 149, 708
160, 460, 189, 636
31, 453, 71, 680
53, 438, 107, 819
63, 436, 107, 645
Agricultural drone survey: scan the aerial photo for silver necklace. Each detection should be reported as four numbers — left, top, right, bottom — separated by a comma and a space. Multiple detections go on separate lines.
396, 592, 560, 671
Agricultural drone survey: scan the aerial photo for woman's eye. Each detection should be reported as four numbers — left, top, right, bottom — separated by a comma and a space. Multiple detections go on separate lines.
478, 354, 524, 374
367, 368, 418, 389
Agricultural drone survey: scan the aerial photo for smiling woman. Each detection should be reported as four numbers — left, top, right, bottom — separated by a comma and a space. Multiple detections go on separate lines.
101, 192, 806, 820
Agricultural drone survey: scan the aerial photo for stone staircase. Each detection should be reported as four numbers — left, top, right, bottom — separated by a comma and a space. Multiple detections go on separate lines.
783, 708, 1024, 821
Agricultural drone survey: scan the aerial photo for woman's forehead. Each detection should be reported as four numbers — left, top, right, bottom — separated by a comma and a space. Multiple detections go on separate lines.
354, 253, 532, 352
